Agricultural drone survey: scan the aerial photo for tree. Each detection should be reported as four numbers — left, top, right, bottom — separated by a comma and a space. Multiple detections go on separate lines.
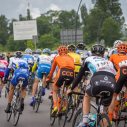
7, 34, 26, 51
37, 34, 60, 50
19, 14, 27, 21
100, 17, 122, 46
27, 40, 35, 50
0, 15, 9, 45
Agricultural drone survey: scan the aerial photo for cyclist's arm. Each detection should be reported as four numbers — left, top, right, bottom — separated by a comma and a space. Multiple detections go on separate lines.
71, 60, 88, 90
5, 61, 12, 79
48, 59, 57, 80
32, 58, 39, 73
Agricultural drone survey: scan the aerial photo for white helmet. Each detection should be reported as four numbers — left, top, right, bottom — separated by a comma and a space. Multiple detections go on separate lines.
113, 40, 123, 48
25, 48, 32, 54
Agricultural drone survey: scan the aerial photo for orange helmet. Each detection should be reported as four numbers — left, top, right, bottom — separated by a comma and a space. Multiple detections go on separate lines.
125, 43, 127, 52
117, 43, 126, 52
57, 46, 68, 55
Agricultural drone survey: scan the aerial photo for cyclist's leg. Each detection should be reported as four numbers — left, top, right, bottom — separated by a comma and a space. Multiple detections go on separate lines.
108, 67, 127, 123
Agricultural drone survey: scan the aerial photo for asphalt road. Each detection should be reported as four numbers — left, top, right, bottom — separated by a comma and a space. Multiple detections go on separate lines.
0, 88, 126, 127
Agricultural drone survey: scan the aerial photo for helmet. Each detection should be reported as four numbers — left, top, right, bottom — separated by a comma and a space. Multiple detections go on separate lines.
53, 50, 58, 54
25, 48, 32, 54
91, 44, 105, 55
76, 43, 85, 50
57, 46, 68, 55
84, 47, 88, 50
67, 44, 76, 52
113, 40, 123, 48
51, 51, 54, 54
0, 53, 5, 60
42, 48, 51, 55
117, 43, 126, 52
15, 51, 23, 58
36, 49, 42, 54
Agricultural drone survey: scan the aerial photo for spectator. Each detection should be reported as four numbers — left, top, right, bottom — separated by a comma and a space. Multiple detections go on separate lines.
7, 53, 11, 63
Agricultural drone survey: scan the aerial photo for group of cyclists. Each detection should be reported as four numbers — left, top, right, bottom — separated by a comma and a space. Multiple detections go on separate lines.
0, 40, 127, 127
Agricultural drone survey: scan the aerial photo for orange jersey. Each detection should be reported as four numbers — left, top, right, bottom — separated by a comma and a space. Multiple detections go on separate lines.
48, 54, 75, 80
109, 53, 127, 70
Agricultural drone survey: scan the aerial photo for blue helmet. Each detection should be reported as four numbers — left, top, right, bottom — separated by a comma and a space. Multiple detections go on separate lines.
43, 48, 51, 55
53, 50, 58, 54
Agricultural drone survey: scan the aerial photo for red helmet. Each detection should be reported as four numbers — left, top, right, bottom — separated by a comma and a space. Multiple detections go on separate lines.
57, 46, 68, 55
117, 43, 126, 52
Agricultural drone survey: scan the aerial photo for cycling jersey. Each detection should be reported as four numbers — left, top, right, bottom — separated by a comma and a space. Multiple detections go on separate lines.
108, 48, 117, 58
48, 54, 75, 81
109, 53, 127, 71
32, 55, 52, 78
33, 54, 40, 63
75, 50, 90, 59
0, 60, 8, 80
5, 58, 29, 86
68, 52, 81, 73
22, 54, 34, 66
71, 56, 116, 90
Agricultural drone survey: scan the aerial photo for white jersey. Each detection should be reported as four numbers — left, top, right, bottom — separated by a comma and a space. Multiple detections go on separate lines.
108, 48, 117, 58
104, 51, 108, 58
8, 58, 29, 70
51, 54, 56, 61
36, 55, 52, 65
82, 56, 116, 75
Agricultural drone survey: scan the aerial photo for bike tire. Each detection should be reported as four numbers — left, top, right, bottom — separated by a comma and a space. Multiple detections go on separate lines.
67, 95, 75, 122
5, 88, 7, 98
58, 96, 68, 127
97, 113, 111, 127
35, 89, 41, 113
72, 108, 82, 127
13, 93, 21, 126
50, 100, 56, 126
7, 106, 12, 122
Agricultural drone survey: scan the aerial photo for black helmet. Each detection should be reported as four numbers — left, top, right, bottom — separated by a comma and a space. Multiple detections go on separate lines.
15, 51, 23, 58
91, 44, 105, 55
76, 43, 85, 50
0, 53, 5, 60
67, 44, 76, 52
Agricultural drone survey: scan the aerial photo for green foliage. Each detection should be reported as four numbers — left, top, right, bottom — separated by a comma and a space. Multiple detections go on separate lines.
27, 40, 35, 50
7, 35, 26, 51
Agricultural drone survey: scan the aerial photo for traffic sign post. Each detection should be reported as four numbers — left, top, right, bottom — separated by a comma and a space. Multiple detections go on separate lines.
33, 35, 38, 50
100, 39, 105, 47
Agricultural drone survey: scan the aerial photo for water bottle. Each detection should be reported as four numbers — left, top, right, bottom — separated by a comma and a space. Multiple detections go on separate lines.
88, 113, 96, 127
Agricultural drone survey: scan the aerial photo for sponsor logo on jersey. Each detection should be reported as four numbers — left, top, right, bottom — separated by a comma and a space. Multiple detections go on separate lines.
86, 84, 91, 90
104, 76, 108, 81
94, 81, 100, 86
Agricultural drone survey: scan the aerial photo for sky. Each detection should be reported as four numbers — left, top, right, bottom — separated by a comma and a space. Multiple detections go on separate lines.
0, 0, 127, 24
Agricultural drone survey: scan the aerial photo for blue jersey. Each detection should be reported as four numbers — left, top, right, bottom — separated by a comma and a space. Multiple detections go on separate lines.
22, 54, 34, 66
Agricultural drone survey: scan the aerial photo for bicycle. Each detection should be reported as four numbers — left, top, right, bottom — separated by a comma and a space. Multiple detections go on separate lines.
112, 85, 127, 127
71, 91, 112, 127
32, 73, 46, 113
50, 78, 69, 127
5, 73, 13, 98
28, 73, 34, 95
6, 77, 25, 126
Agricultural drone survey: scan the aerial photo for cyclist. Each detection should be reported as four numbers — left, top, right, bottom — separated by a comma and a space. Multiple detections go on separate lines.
0, 53, 8, 97
33, 49, 42, 63
4, 51, 30, 113
76, 43, 90, 59
29, 48, 52, 106
67, 44, 116, 127
108, 40, 123, 59
46, 46, 75, 116
108, 43, 127, 125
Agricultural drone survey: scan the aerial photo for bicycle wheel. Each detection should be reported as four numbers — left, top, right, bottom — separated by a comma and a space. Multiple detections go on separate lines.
7, 106, 12, 122
97, 113, 111, 127
72, 108, 82, 127
67, 95, 75, 122
50, 100, 56, 126
58, 96, 68, 127
13, 94, 21, 126
5, 87, 7, 98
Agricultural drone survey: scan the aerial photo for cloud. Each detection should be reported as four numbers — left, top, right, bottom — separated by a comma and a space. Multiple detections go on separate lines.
46, 4, 60, 11
31, 8, 41, 19
16, 4, 25, 12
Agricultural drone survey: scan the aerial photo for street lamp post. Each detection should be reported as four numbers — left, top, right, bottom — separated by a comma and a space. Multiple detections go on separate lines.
75, 0, 82, 46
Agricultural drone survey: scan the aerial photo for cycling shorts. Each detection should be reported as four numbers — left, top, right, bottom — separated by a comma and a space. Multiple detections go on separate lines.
0, 68, 6, 80
86, 71, 115, 106
115, 67, 127, 95
35, 63, 51, 79
53, 68, 74, 88
11, 68, 29, 87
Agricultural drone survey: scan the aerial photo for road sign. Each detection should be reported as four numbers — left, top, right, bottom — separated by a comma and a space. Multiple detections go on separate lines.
32, 35, 38, 43
60, 29, 83, 45
13, 20, 37, 40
